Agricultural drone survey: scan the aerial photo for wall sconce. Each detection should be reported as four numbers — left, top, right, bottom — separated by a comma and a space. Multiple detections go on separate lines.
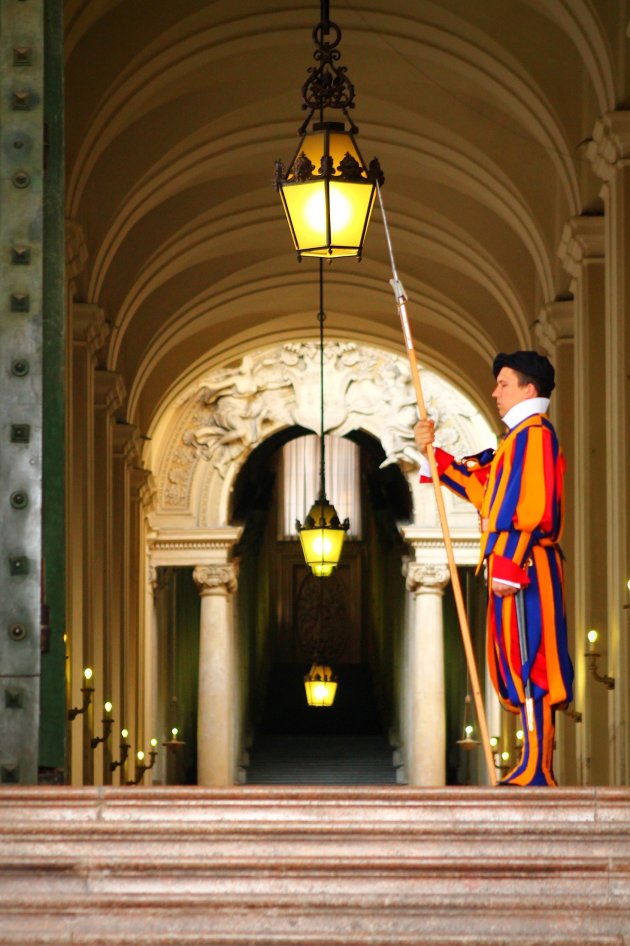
128, 740, 159, 785
456, 694, 479, 750
90, 701, 114, 748
585, 629, 615, 690
110, 728, 131, 773
561, 705, 583, 723
68, 667, 94, 720
489, 736, 511, 776
162, 726, 186, 754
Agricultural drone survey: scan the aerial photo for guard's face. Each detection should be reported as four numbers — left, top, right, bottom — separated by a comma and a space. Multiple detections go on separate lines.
492, 367, 536, 418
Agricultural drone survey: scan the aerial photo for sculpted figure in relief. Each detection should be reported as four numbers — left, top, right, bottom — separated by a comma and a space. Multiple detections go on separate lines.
174, 343, 481, 484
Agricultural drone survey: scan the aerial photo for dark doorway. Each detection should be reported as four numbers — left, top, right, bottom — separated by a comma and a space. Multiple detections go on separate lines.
232, 427, 411, 784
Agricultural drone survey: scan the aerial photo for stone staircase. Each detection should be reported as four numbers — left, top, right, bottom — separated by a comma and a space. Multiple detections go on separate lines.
1, 786, 630, 944
246, 734, 399, 784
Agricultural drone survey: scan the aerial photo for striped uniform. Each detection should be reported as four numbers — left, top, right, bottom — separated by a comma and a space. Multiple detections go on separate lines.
424, 413, 574, 785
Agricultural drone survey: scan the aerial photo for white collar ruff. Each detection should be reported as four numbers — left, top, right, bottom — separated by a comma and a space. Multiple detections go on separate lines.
502, 397, 550, 431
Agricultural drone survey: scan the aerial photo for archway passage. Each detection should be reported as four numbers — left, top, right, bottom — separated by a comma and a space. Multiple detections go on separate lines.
146, 341, 493, 787
233, 428, 412, 785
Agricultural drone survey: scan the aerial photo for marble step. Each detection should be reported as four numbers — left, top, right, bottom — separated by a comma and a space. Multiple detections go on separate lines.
0, 786, 629, 944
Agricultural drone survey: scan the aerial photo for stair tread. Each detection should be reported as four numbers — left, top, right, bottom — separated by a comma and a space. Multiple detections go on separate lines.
246, 734, 398, 784
2, 788, 630, 943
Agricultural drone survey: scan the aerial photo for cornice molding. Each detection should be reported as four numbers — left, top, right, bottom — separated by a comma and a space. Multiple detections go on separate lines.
147, 527, 243, 567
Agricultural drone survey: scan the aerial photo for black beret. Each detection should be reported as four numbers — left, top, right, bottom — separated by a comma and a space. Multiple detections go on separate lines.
492, 350, 555, 396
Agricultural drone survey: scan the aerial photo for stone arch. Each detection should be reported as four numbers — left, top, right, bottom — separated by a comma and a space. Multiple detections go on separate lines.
148, 339, 494, 533
145, 338, 497, 786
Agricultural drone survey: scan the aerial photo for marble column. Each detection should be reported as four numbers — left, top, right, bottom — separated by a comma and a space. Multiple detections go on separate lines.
405, 563, 450, 786
588, 112, 630, 785
193, 563, 239, 787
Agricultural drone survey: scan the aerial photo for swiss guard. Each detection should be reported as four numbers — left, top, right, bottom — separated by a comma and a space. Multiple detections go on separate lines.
415, 350, 574, 786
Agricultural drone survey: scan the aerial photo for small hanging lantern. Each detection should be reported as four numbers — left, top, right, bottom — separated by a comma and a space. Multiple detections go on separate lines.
304, 663, 338, 707
297, 499, 348, 577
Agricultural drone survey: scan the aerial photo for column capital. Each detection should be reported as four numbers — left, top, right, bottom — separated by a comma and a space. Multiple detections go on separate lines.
129, 466, 152, 504
94, 369, 126, 414
558, 214, 605, 279
534, 299, 574, 354
112, 422, 141, 464
139, 471, 158, 512
404, 562, 450, 595
148, 565, 170, 597
587, 110, 630, 182
193, 563, 238, 596
72, 302, 109, 353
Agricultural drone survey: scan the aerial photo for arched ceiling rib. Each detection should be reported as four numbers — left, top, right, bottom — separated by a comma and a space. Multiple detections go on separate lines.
67, 10, 582, 217
64, 0, 621, 436
87, 117, 555, 307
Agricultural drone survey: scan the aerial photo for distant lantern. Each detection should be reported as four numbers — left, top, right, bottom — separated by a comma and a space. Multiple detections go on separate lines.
304, 663, 338, 707
297, 499, 348, 577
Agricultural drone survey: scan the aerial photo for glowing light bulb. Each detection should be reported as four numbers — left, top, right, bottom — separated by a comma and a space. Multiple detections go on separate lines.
121, 728, 129, 740
171, 727, 179, 737
83, 667, 93, 681
104, 701, 113, 714
489, 736, 499, 748
313, 534, 333, 557
304, 188, 352, 235
150, 738, 158, 748
137, 750, 145, 762
587, 629, 598, 645
464, 725, 474, 737
501, 751, 510, 762
313, 683, 328, 702
516, 729, 524, 742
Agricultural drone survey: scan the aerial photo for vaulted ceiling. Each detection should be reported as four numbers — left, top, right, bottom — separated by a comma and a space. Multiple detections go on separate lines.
64, 0, 624, 437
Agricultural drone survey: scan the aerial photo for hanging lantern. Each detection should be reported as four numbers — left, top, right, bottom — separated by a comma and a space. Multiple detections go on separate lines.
304, 663, 338, 707
297, 499, 348, 577
274, 12, 384, 261
277, 120, 381, 260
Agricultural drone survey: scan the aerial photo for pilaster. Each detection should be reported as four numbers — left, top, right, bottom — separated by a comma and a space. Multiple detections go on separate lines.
103, 423, 140, 783
67, 305, 108, 784
587, 111, 630, 784
558, 214, 606, 786
88, 371, 125, 785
